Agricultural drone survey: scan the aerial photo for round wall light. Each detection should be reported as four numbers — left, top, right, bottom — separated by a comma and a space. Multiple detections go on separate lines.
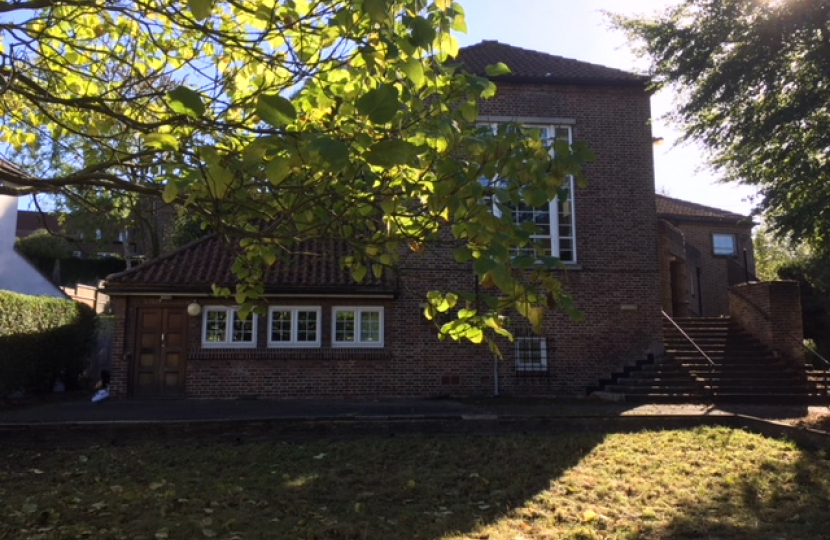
187, 302, 202, 317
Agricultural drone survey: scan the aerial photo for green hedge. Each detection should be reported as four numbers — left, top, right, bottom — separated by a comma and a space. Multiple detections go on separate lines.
0, 291, 97, 395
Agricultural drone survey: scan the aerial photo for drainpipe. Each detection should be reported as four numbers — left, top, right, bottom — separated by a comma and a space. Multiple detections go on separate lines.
493, 354, 500, 396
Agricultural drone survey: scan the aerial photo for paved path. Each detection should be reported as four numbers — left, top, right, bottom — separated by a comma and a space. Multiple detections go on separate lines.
0, 394, 826, 425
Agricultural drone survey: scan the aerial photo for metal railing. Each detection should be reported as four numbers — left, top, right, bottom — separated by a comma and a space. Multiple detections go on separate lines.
661, 310, 716, 398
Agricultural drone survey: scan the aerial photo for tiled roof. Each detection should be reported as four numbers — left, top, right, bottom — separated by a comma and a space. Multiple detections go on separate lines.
16, 210, 60, 237
656, 194, 751, 224
456, 40, 648, 86
0, 158, 28, 181
104, 235, 395, 295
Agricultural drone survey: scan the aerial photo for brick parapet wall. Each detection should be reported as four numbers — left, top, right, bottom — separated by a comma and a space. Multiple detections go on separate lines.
729, 281, 804, 365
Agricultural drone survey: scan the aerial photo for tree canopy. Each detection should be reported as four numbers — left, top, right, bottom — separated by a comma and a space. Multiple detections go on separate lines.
612, 0, 830, 248
0, 0, 591, 347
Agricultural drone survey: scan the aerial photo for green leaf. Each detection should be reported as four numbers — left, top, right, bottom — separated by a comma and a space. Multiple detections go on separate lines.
143, 133, 179, 151
352, 264, 368, 283
401, 59, 425, 89
356, 84, 400, 124
256, 94, 296, 127
188, 0, 213, 20
363, 0, 387, 23
460, 101, 477, 123
364, 140, 418, 168
454, 247, 472, 263
265, 157, 291, 185
309, 135, 350, 170
409, 16, 436, 48
485, 62, 511, 77
168, 86, 206, 117
162, 182, 179, 204
473, 258, 498, 275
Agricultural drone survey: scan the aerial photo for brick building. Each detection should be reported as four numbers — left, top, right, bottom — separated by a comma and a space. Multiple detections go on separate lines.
656, 195, 756, 317
103, 41, 666, 399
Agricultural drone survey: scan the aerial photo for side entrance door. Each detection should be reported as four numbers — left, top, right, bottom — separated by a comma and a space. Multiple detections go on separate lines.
133, 308, 187, 398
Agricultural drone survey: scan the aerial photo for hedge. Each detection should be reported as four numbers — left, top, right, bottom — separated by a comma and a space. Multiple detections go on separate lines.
0, 290, 97, 395
23, 255, 127, 286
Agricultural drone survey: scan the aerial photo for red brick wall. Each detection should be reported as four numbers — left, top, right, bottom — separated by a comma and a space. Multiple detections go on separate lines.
672, 222, 754, 316
729, 281, 804, 364
108, 80, 664, 399
657, 220, 689, 316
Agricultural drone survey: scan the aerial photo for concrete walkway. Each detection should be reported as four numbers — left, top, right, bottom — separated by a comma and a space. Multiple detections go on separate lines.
0, 394, 826, 425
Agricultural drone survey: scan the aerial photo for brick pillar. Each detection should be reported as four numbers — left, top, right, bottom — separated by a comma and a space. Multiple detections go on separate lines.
729, 281, 804, 365
108, 296, 130, 397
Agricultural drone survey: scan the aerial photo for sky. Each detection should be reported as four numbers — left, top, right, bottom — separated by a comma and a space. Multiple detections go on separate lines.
15, 0, 758, 216
457, 0, 759, 216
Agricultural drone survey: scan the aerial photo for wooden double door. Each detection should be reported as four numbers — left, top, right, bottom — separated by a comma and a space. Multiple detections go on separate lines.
133, 308, 187, 398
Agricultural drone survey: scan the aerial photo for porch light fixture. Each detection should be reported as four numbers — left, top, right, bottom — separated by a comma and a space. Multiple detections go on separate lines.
187, 302, 202, 317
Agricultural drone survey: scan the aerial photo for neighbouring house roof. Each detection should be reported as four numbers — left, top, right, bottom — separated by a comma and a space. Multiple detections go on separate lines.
456, 40, 648, 87
0, 157, 27, 181
656, 194, 753, 225
103, 235, 396, 296
16, 210, 60, 238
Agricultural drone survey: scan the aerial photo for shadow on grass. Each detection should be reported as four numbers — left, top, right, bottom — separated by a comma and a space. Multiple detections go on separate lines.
3, 426, 830, 540
0, 432, 607, 540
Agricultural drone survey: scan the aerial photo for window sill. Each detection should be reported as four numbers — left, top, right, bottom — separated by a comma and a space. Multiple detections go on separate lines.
190, 349, 389, 361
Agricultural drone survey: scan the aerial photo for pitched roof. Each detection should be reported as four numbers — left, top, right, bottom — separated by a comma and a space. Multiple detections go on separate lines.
456, 40, 648, 87
103, 235, 396, 296
655, 194, 752, 224
0, 158, 28, 182
16, 210, 60, 237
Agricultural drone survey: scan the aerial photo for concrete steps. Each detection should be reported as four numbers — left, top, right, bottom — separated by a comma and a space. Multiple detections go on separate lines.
596, 317, 829, 404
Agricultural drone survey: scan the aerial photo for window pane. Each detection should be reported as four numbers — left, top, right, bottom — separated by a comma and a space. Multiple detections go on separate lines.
297, 310, 318, 342
205, 311, 227, 342
231, 312, 254, 343
713, 234, 736, 255
271, 310, 292, 342
335, 311, 356, 342
516, 337, 547, 370
360, 311, 381, 342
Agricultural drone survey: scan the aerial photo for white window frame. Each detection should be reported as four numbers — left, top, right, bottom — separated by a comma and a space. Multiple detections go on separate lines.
480, 123, 577, 263
332, 307, 384, 348
201, 306, 257, 348
515, 337, 548, 372
712, 233, 737, 256
267, 306, 322, 348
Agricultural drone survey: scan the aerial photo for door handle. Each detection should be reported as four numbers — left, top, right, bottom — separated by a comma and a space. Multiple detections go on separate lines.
161, 333, 165, 348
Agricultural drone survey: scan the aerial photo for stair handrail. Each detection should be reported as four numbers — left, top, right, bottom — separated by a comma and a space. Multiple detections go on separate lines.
661, 311, 716, 366
662, 310, 716, 399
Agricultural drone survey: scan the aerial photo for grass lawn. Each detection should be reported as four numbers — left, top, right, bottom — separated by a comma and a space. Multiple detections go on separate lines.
2, 426, 830, 540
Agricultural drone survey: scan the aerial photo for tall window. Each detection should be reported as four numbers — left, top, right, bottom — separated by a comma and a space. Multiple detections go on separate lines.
268, 307, 321, 348
332, 307, 384, 347
202, 307, 257, 348
481, 124, 577, 263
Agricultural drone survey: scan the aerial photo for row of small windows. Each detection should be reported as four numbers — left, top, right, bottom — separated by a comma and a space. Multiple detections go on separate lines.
202, 306, 384, 348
